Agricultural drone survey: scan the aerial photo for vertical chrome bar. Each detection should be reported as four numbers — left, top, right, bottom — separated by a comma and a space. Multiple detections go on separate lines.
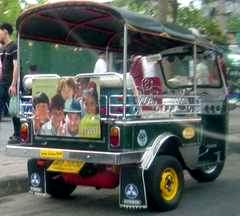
217, 55, 228, 95
106, 46, 109, 71
123, 24, 128, 120
193, 42, 197, 96
17, 34, 21, 116
193, 41, 197, 115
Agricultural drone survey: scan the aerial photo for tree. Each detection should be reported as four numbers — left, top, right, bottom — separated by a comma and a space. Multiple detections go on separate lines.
113, 0, 225, 43
0, 0, 21, 26
113, 0, 179, 23
226, 16, 240, 33
20, 0, 46, 9
176, 6, 225, 43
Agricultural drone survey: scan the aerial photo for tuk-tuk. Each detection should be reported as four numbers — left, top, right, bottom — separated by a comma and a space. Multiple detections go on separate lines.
6, 0, 228, 211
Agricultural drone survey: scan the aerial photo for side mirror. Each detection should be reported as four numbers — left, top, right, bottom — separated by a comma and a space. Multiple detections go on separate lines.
227, 93, 240, 110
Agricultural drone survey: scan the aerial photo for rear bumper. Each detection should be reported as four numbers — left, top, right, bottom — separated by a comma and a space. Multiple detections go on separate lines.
5, 144, 144, 165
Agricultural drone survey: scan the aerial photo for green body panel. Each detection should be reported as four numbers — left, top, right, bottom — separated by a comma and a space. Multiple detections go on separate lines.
130, 122, 199, 149
118, 126, 133, 149
199, 99, 228, 163
117, 121, 200, 150
199, 113, 228, 163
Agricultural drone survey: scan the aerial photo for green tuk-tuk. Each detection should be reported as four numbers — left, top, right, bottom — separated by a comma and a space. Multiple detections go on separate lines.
6, 0, 228, 211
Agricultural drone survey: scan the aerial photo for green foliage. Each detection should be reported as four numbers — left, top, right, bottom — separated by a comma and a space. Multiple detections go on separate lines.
113, 0, 178, 21
113, 0, 156, 16
114, 0, 225, 43
226, 16, 240, 33
176, 7, 226, 43
0, 0, 21, 26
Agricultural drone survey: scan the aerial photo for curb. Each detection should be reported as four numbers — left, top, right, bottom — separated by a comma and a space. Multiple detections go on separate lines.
0, 175, 28, 197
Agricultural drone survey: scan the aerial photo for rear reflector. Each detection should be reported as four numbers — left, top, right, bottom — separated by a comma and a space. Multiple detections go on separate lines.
110, 126, 120, 148
36, 159, 46, 167
20, 122, 29, 142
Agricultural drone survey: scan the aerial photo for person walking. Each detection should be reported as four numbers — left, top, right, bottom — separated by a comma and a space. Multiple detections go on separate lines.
0, 23, 21, 143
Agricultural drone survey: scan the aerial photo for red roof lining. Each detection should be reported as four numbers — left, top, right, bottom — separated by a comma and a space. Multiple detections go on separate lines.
19, 4, 122, 50
65, 15, 113, 42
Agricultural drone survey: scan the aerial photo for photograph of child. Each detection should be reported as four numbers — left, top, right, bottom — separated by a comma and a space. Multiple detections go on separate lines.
79, 86, 101, 138
39, 94, 65, 136
74, 77, 92, 116
62, 99, 81, 137
32, 92, 50, 134
57, 78, 76, 111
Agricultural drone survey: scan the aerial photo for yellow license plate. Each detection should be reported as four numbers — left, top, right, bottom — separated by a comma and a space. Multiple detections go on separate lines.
40, 149, 64, 159
47, 160, 85, 174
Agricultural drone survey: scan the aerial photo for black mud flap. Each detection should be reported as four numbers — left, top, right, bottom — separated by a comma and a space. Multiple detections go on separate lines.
28, 159, 46, 195
119, 165, 147, 209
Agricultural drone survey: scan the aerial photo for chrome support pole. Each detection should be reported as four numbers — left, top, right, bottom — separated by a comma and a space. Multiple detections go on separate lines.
217, 56, 228, 95
193, 41, 197, 115
123, 24, 128, 120
106, 46, 109, 71
17, 34, 21, 116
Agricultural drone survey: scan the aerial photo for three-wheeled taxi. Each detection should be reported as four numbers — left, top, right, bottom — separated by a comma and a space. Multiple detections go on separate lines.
6, 0, 228, 211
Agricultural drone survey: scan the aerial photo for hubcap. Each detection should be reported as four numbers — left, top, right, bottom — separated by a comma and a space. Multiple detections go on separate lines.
160, 168, 179, 201
202, 164, 218, 174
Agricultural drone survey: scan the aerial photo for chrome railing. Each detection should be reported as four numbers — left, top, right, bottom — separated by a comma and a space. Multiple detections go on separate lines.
19, 94, 222, 120
19, 96, 33, 118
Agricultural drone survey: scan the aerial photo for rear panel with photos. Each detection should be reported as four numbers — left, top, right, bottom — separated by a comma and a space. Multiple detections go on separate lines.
32, 77, 101, 139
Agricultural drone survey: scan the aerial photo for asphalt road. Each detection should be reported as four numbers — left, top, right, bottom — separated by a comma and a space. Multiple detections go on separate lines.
0, 110, 240, 216
0, 153, 240, 216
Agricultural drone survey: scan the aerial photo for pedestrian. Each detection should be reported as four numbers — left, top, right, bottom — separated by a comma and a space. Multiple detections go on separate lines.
0, 23, 21, 143
93, 51, 107, 74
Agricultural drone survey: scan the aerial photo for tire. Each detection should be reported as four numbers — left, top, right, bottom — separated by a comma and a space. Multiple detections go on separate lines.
46, 172, 76, 199
189, 162, 224, 182
145, 155, 184, 212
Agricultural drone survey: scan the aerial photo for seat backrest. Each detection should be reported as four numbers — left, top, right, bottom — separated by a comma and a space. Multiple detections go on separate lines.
130, 56, 144, 87
130, 57, 163, 112
141, 77, 162, 95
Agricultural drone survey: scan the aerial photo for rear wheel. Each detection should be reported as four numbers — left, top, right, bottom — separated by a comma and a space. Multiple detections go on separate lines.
145, 155, 184, 212
188, 162, 224, 182
46, 172, 76, 198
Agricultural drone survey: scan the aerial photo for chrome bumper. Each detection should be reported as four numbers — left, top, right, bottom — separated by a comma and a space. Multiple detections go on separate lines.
5, 145, 144, 165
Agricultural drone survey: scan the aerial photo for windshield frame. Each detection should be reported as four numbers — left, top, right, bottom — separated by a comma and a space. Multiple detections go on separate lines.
160, 51, 223, 90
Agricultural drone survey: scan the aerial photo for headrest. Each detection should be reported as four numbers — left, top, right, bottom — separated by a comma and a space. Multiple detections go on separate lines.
23, 74, 60, 90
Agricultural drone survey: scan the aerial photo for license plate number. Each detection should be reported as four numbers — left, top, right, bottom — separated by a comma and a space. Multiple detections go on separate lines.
40, 149, 64, 159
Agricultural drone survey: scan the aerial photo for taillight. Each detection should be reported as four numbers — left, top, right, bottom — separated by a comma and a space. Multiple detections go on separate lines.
20, 122, 29, 142
110, 127, 120, 148
36, 159, 47, 168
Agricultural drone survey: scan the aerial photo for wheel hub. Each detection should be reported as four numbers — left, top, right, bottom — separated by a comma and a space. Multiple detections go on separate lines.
160, 168, 179, 201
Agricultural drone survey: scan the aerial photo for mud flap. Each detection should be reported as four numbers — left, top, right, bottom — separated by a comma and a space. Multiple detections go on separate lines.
28, 159, 46, 195
119, 165, 147, 209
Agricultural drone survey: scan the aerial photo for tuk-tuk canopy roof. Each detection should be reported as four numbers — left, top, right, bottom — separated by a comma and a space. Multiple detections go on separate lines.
17, 1, 213, 54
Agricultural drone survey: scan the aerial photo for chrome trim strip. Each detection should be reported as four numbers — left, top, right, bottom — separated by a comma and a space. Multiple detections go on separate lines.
141, 132, 178, 170
6, 145, 144, 165
34, 136, 106, 144
114, 118, 201, 126
140, 132, 199, 170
